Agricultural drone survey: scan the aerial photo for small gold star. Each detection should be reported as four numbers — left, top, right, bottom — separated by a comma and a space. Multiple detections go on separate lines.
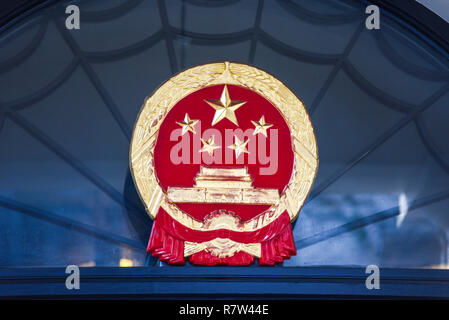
176, 113, 199, 135
228, 136, 249, 158
204, 85, 246, 126
251, 115, 273, 137
200, 136, 220, 156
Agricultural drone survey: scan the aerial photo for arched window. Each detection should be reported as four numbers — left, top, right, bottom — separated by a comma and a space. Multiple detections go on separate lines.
0, 0, 448, 298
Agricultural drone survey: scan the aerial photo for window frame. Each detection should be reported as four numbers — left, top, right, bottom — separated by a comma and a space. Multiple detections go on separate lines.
0, 0, 448, 299
1, 266, 449, 298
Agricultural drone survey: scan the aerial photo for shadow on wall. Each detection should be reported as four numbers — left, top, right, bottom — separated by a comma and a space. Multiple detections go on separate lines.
123, 168, 152, 247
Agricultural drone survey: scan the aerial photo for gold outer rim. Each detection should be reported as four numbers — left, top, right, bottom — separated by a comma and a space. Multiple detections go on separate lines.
129, 61, 319, 232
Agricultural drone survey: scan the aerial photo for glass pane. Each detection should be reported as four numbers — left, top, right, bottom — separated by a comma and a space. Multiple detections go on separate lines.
0, 0, 448, 268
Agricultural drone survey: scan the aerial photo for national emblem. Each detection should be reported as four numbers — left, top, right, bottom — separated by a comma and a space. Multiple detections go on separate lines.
130, 62, 318, 265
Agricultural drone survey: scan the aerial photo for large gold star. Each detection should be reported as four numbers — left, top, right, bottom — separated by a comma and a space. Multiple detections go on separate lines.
251, 115, 273, 137
228, 136, 249, 158
176, 113, 199, 135
204, 85, 246, 126
200, 136, 220, 156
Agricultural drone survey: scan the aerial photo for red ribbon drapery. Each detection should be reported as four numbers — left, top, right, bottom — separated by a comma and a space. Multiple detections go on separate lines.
147, 209, 296, 265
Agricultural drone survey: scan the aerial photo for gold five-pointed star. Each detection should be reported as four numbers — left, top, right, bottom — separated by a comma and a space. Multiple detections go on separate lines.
200, 136, 220, 156
176, 113, 199, 135
251, 115, 273, 137
204, 85, 246, 126
228, 136, 249, 158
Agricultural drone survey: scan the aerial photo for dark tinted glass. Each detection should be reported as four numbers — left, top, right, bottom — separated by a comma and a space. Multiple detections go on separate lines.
0, 0, 448, 268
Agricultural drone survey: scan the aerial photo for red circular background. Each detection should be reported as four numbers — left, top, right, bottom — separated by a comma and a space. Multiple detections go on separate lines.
154, 84, 294, 222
